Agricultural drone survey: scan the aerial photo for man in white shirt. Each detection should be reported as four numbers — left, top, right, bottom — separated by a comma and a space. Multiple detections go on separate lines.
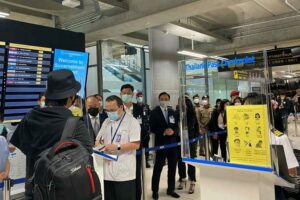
95, 95, 140, 200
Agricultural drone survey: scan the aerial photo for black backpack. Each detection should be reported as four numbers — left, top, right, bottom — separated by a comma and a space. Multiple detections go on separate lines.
33, 117, 102, 200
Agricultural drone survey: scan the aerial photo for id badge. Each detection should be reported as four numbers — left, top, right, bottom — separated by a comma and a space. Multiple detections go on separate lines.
116, 134, 122, 143
169, 116, 175, 124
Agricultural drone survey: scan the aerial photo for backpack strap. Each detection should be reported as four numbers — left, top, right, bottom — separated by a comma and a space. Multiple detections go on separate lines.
60, 117, 80, 141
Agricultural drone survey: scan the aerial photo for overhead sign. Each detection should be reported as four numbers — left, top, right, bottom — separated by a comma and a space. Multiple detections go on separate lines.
53, 49, 88, 98
233, 71, 248, 80
185, 56, 255, 71
227, 105, 271, 168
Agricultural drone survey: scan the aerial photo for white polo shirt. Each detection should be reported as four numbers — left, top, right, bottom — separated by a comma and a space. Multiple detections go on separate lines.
96, 113, 140, 182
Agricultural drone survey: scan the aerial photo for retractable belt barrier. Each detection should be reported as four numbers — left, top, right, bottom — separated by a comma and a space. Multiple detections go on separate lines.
0, 130, 227, 190
136, 130, 227, 155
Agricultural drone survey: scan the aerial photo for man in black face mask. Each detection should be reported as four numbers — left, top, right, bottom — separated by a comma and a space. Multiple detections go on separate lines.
84, 95, 108, 144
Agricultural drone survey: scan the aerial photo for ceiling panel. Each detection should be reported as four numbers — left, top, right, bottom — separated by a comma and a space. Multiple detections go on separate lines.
254, 0, 293, 15
202, 1, 274, 26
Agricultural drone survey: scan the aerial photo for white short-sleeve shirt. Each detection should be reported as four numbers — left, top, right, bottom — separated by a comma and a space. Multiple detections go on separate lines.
96, 113, 140, 182
0, 136, 9, 172
270, 132, 299, 169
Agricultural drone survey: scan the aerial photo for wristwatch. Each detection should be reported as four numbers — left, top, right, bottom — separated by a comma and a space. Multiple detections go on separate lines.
117, 144, 121, 151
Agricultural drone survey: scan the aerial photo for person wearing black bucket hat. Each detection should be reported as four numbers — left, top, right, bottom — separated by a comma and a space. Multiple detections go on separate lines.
10, 69, 93, 200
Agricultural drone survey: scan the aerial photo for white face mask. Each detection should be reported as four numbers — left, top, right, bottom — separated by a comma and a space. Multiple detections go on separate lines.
202, 100, 208, 106
235, 102, 242, 106
159, 101, 169, 108
137, 97, 143, 103
40, 101, 45, 108
193, 98, 200, 104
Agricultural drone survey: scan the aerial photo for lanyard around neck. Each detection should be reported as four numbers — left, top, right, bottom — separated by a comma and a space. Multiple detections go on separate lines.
111, 113, 126, 144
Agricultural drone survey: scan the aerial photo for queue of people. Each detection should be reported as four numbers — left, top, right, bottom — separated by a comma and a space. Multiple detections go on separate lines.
0, 69, 299, 200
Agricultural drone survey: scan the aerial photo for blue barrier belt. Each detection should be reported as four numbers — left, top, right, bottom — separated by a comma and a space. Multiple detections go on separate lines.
0, 130, 227, 188
0, 177, 26, 189
136, 130, 227, 155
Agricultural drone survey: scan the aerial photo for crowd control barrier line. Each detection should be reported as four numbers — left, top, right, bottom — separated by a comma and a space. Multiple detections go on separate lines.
0, 130, 227, 189
136, 130, 227, 155
0, 177, 25, 189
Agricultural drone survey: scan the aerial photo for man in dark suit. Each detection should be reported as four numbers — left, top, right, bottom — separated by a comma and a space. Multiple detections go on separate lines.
84, 95, 108, 143
136, 91, 151, 168
120, 84, 148, 200
150, 92, 180, 199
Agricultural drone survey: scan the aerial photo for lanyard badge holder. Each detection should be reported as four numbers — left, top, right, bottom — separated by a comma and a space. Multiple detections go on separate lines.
94, 113, 126, 161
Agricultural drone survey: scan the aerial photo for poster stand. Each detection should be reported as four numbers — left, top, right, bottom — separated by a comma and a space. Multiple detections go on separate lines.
183, 158, 294, 200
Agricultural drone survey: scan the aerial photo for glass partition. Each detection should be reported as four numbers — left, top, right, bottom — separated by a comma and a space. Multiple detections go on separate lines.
101, 41, 144, 101
178, 51, 291, 180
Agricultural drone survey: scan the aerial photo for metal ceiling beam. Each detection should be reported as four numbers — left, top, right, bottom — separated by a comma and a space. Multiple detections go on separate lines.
73, 0, 252, 42
197, 24, 300, 55
0, 1, 52, 19
99, 0, 129, 10
169, 21, 232, 43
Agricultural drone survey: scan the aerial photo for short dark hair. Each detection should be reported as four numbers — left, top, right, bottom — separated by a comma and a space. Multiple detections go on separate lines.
86, 95, 98, 101
158, 92, 170, 99
46, 98, 68, 106
202, 95, 209, 100
244, 93, 266, 105
106, 95, 123, 107
38, 92, 45, 101
193, 94, 199, 99
121, 84, 134, 92
93, 94, 102, 98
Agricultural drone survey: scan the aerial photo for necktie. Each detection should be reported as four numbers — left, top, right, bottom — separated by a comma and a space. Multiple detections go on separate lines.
93, 117, 100, 136
164, 108, 168, 123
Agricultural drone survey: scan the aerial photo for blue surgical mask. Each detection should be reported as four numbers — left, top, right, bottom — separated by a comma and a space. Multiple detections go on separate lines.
121, 95, 133, 103
107, 111, 120, 121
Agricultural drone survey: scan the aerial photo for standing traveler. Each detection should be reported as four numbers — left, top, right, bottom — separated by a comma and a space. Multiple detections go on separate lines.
197, 96, 213, 156
136, 91, 151, 168
0, 136, 10, 200
176, 97, 199, 194
84, 95, 108, 143
151, 92, 180, 199
230, 90, 240, 103
95, 95, 140, 200
210, 99, 230, 162
10, 70, 93, 200
292, 89, 300, 116
120, 84, 146, 200
37, 92, 46, 108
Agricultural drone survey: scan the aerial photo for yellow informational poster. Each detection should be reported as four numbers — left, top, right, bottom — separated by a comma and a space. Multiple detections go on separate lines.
227, 105, 271, 168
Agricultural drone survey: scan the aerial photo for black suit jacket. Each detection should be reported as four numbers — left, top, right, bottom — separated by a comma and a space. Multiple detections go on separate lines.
130, 103, 149, 145
150, 106, 178, 146
83, 111, 108, 142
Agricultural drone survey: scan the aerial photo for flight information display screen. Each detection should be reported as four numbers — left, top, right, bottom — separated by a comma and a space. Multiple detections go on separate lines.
0, 41, 5, 107
3, 43, 52, 122
53, 49, 88, 98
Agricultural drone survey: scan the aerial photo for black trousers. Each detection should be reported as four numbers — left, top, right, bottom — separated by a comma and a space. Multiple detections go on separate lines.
177, 142, 196, 181
151, 148, 177, 193
143, 135, 150, 161
25, 157, 34, 200
211, 133, 227, 162
104, 180, 136, 200
136, 154, 142, 200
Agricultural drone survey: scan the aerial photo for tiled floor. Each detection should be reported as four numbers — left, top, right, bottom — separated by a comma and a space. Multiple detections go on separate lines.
143, 163, 201, 200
